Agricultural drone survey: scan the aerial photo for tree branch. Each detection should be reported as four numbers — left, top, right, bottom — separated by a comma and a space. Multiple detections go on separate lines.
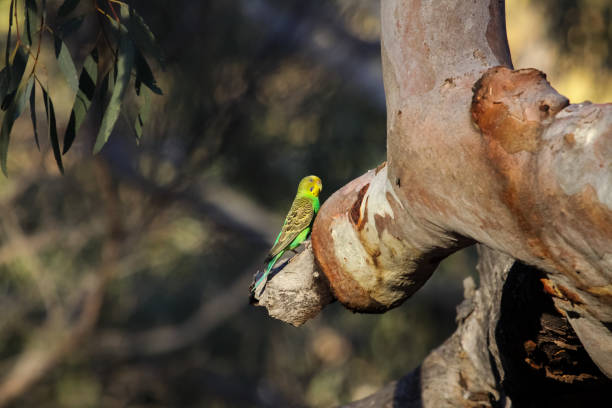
252, 0, 612, 402
345, 246, 610, 407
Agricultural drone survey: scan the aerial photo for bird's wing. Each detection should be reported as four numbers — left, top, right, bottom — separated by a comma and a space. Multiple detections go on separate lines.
266, 197, 314, 261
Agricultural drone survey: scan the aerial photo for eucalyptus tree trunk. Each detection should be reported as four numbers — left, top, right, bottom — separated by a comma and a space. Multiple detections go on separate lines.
253, 1, 612, 405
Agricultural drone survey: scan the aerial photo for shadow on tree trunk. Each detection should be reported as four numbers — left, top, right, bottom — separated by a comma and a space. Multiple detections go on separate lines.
496, 262, 609, 407
344, 247, 611, 408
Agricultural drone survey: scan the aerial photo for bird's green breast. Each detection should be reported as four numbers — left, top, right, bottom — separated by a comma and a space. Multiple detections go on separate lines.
313, 196, 320, 214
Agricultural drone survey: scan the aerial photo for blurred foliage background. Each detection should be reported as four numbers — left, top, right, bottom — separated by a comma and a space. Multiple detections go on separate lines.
0, 0, 609, 407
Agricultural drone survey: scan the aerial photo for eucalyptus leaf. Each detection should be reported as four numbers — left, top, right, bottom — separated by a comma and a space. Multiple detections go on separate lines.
25, 0, 37, 13
134, 49, 162, 95
41, 86, 63, 173
134, 87, 151, 142
0, 67, 10, 106
30, 80, 38, 150
2, 48, 29, 111
0, 78, 34, 175
25, 0, 38, 46
54, 35, 79, 93
63, 49, 98, 154
110, 3, 165, 67
5, 0, 14, 66
93, 35, 135, 154
59, 15, 85, 37
58, 0, 80, 17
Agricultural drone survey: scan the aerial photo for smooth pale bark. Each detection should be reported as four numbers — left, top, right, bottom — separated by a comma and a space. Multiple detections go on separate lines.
253, 0, 612, 404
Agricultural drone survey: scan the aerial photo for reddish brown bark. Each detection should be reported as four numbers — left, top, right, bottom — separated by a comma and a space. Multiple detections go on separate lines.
254, 0, 612, 404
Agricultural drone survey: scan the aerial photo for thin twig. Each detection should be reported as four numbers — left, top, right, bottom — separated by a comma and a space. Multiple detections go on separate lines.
105, 0, 120, 23
13, 0, 21, 46
28, 0, 45, 76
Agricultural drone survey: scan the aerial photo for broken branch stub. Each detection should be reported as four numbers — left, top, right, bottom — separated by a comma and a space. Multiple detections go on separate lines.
251, 241, 334, 327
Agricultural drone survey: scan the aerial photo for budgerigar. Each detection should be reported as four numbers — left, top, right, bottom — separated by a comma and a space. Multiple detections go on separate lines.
252, 175, 322, 296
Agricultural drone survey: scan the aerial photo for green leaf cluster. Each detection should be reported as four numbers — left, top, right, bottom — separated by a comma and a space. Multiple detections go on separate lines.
0, 0, 164, 175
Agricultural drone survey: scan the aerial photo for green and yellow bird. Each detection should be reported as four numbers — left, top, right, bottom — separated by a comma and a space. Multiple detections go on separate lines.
252, 175, 322, 296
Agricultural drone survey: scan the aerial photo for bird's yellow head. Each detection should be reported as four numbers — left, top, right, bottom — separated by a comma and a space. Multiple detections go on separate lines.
298, 175, 322, 197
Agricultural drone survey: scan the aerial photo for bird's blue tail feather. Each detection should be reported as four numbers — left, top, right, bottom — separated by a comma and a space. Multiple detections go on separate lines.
252, 252, 283, 296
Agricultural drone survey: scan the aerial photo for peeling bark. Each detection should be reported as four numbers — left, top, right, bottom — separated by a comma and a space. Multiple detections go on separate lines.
311, 165, 473, 312
471, 66, 612, 377
345, 247, 610, 408
251, 0, 612, 404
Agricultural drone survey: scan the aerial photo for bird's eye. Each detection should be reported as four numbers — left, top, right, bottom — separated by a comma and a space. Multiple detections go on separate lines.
310, 187, 313, 192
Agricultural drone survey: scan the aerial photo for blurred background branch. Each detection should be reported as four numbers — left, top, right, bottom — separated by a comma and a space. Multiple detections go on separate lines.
95, 270, 254, 358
